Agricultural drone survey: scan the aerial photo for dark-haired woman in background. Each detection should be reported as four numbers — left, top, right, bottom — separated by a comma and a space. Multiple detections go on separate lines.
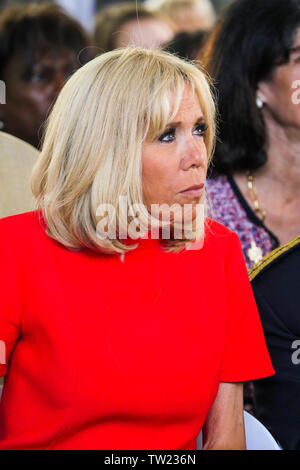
163, 30, 209, 62
0, 3, 93, 149
203, 0, 300, 269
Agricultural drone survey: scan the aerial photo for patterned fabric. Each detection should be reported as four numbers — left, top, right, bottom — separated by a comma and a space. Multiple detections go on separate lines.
206, 174, 279, 412
206, 175, 278, 269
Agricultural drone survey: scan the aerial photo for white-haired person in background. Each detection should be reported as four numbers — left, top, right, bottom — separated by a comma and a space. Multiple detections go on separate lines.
145, 0, 217, 32
94, 2, 173, 52
0, 48, 274, 450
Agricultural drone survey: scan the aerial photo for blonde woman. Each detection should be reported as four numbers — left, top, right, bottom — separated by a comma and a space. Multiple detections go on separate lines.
0, 48, 273, 450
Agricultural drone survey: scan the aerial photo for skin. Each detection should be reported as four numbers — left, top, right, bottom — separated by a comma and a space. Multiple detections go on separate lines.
142, 85, 246, 449
202, 383, 246, 450
233, 28, 300, 244
172, 10, 215, 33
142, 85, 208, 224
0, 47, 79, 149
114, 17, 174, 50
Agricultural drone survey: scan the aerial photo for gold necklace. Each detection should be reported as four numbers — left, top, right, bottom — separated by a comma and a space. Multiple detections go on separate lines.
247, 171, 267, 223
246, 171, 266, 265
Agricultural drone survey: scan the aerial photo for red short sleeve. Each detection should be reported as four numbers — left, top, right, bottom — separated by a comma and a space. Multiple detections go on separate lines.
0, 232, 21, 377
220, 231, 275, 382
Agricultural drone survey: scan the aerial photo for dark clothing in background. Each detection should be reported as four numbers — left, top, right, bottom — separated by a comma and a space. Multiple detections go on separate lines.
250, 237, 300, 450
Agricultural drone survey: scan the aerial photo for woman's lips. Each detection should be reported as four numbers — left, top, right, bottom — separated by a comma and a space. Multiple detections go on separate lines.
179, 184, 204, 196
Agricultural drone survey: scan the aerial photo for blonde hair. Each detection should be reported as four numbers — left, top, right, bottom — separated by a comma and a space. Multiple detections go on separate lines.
31, 47, 215, 255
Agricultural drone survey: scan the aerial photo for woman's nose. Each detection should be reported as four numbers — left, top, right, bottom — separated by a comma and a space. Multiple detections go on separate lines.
180, 139, 207, 171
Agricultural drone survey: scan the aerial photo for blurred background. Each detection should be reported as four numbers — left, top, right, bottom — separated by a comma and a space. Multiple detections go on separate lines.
0, 0, 232, 30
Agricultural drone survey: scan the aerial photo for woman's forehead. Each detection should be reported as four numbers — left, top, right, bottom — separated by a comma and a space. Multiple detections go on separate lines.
168, 85, 203, 118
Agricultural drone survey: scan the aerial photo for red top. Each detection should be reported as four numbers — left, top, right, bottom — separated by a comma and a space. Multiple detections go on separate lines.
0, 211, 274, 450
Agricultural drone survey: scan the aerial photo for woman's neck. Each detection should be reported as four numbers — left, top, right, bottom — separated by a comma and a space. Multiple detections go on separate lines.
232, 113, 300, 243
254, 112, 300, 195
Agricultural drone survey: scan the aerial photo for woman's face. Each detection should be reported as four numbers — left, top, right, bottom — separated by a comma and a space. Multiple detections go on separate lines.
142, 85, 208, 222
0, 47, 79, 148
258, 28, 300, 130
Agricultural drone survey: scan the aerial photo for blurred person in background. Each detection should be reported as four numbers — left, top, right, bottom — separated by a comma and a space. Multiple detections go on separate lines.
203, 0, 300, 270
94, 2, 173, 52
203, 0, 300, 414
145, 0, 216, 32
0, 2, 93, 149
210, 0, 232, 14
249, 236, 300, 450
163, 30, 209, 61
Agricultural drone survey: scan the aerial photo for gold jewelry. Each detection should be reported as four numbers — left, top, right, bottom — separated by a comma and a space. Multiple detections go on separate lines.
246, 171, 265, 265
247, 171, 267, 223
248, 241, 263, 265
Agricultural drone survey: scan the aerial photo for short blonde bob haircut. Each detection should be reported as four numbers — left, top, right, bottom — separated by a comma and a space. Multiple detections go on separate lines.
31, 47, 215, 255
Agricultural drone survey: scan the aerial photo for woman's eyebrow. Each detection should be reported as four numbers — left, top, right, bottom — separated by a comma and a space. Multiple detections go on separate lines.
166, 116, 206, 127
290, 45, 300, 54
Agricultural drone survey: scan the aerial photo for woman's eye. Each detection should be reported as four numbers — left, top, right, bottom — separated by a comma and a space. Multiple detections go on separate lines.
30, 71, 51, 84
158, 128, 175, 142
30, 73, 45, 83
193, 123, 208, 137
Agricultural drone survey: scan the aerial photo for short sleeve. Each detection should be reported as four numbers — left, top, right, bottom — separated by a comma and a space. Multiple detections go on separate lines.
220, 232, 275, 382
0, 233, 22, 377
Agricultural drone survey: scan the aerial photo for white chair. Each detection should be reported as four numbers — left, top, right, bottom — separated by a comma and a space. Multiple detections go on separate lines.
197, 411, 282, 450
0, 131, 39, 219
